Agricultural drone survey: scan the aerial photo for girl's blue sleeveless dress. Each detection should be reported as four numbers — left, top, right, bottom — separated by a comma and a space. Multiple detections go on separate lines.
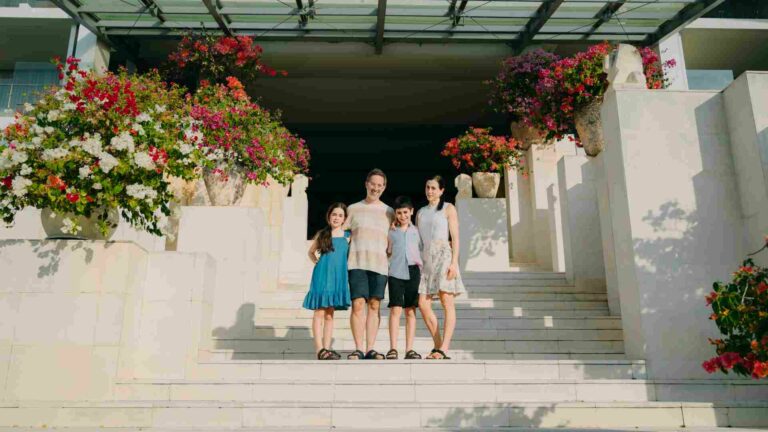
302, 231, 352, 310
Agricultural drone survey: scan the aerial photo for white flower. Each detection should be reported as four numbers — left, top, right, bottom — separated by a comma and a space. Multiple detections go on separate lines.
47, 110, 60, 122
98, 151, 119, 173
61, 217, 82, 235
179, 142, 194, 155
44, 126, 54, 135
126, 184, 157, 203
54, 90, 67, 102
79, 165, 92, 179
132, 124, 145, 136
184, 129, 203, 143
32, 125, 44, 135
78, 134, 103, 157
110, 131, 135, 153
23, 103, 34, 112
19, 164, 32, 176
11, 176, 32, 197
41, 147, 69, 161
31, 137, 42, 146
154, 104, 166, 113
133, 152, 156, 170
10, 151, 28, 166
0, 150, 11, 170
92, 183, 102, 190
62, 103, 77, 111
154, 123, 164, 133
136, 112, 152, 123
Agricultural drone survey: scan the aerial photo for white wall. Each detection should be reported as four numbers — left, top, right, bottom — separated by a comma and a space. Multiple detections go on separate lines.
600, 87, 745, 379
723, 71, 768, 267
457, 198, 511, 272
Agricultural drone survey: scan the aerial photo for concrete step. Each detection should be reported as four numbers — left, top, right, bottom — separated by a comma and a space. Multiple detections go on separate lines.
259, 291, 609, 302
4, 400, 766, 428
277, 283, 602, 293
208, 339, 626, 355
187, 359, 648, 381
463, 271, 567, 280
202, 351, 629, 361
234, 327, 625, 341
253, 308, 612, 319
257, 300, 610, 310
240, 316, 623, 330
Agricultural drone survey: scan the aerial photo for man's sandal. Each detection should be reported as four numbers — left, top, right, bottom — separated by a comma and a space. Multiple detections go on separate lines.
364, 350, 385, 360
385, 349, 398, 360
347, 350, 365, 360
317, 348, 334, 360
328, 350, 341, 360
405, 350, 422, 360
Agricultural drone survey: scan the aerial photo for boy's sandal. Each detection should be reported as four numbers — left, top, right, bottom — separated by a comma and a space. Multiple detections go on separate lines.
364, 350, 385, 360
347, 350, 365, 360
405, 350, 422, 360
329, 350, 341, 360
317, 348, 333, 360
385, 349, 398, 360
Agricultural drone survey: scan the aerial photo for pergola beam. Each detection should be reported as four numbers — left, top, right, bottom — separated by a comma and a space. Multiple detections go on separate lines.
514, 0, 565, 53
139, 0, 166, 23
580, 0, 626, 40
374, 0, 387, 54
644, 0, 726, 45
201, 0, 233, 36
48, 0, 113, 47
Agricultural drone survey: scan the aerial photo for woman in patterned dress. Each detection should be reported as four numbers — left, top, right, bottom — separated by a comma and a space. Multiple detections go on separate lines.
416, 175, 466, 360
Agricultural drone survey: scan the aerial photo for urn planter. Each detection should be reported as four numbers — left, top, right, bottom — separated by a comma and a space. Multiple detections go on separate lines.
203, 165, 246, 206
41, 207, 119, 240
510, 121, 547, 151
574, 99, 605, 157
472, 172, 501, 198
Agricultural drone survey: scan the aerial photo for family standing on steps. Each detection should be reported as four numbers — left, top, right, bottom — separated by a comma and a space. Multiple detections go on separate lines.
302, 168, 466, 360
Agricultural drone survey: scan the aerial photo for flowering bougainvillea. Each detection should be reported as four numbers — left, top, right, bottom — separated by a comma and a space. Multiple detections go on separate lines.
703, 239, 768, 379
441, 127, 524, 174
167, 33, 286, 86
487, 49, 560, 122
0, 57, 204, 236
189, 76, 309, 185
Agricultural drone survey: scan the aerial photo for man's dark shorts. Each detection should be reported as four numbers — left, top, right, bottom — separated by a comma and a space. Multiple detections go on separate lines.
388, 265, 421, 309
349, 269, 387, 301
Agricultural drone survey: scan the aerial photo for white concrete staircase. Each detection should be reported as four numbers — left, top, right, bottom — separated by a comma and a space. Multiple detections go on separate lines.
3, 270, 768, 429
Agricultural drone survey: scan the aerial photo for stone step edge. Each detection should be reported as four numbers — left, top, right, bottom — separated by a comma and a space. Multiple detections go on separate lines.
3, 400, 767, 409
193, 359, 646, 365
110, 379, 767, 386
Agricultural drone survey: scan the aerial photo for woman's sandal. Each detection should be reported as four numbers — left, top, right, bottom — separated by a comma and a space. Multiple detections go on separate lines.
404, 350, 422, 360
317, 348, 334, 360
328, 350, 341, 360
364, 350, 385, 360
385, 349, 398, 360
347, 350, 365, 360
430, 349, 451, 360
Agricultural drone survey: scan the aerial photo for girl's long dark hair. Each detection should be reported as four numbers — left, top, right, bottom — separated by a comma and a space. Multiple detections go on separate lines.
428, 175, 446, 211
315, 202, 347, 254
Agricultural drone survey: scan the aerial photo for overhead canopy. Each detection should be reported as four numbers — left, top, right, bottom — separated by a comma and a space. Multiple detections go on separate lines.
51, 0, 725, 54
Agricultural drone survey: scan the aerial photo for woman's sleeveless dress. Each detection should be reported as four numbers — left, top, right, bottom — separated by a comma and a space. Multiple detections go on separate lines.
417, 204, 466, 298
302, 232, 352, 310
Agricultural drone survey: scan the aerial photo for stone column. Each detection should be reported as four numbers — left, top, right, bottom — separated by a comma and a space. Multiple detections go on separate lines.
504, 164, 535, 264
279, 175, 312, 285
723, 72, 768, 267
658, 32, 689, 90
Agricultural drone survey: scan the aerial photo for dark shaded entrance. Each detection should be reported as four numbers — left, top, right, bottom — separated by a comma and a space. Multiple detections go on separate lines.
290, 124, 495, 238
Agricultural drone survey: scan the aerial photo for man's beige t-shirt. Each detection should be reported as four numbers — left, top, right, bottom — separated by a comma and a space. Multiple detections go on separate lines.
345, 200, 394, 275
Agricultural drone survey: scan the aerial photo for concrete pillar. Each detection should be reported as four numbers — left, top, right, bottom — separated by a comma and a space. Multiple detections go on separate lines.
658, 32, 688, 90
504, 165, 535, 264
457, 198, 511, 272
592, 154, 622, 316
557, 155, 608, 293
546, 184, 565, 272
722, 72, 768, 267
600, 87, 744, 379
279, 175, 312, 285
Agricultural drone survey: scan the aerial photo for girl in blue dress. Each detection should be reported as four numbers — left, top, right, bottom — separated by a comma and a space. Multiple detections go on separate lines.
303, 202, 352, 360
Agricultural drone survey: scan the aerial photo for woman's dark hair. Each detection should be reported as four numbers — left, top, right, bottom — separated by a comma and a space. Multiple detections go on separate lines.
427, 175, 446, 211
315, 202, 347, 254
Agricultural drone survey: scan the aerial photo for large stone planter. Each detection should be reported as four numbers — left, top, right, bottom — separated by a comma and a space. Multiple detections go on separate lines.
203, 165, 246, 206
41, 207, 119, 240
510, 121, 547, 151
574, 99, 605, 157
471, 172, 501, 198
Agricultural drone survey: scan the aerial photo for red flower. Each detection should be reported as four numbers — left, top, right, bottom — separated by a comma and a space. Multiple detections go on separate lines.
47, 175, 66, 191
1, 176, 11, 189
66, 193, 79, 203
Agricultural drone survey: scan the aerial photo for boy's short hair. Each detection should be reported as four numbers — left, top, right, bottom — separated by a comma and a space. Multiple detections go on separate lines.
366, 168, 387, 185
394, 196, 413, 210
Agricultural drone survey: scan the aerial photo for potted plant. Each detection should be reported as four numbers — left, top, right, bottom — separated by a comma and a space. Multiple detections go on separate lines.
0, 57, 203, 239
702, 239, 768, 380
488, 49, 560, 150
441, 127, 524, 198
190, 77, 310, 206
